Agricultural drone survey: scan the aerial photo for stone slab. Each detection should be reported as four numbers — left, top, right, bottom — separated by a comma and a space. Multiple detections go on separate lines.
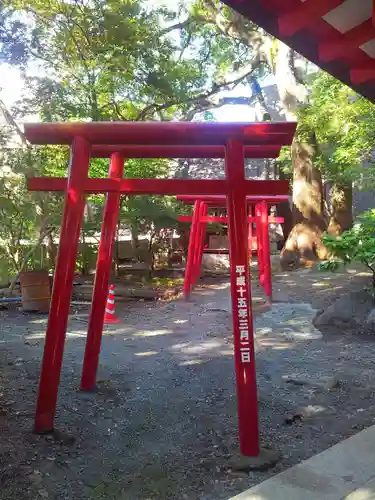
230, 425, 375, 500
230, 464, 355, 500
305, 425, 375, 488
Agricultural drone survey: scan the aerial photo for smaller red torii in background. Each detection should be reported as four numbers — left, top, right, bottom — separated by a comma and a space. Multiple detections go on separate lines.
177, 195, 286, 300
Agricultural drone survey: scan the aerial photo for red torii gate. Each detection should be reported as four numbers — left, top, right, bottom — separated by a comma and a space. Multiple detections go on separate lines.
25, 121, 296, 457
177, 195, 286, 299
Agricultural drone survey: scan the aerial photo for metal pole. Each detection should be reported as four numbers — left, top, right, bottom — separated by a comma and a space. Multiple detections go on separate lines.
225, 139, 260, 456
80, 152, 125, 391
184, 200, 201, 298
34, 137, 90, 433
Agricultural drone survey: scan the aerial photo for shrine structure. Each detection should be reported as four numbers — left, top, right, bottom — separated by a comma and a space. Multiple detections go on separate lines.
26, 121, 296, 457
177, 195, 286, 299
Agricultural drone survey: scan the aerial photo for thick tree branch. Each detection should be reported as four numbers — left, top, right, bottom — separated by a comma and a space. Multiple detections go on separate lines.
0, 99, 28, 145
136, 60, 261, 121
159, 16, 208, 36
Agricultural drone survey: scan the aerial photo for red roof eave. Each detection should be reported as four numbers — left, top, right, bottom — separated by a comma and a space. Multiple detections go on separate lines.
221, 0, 375, 103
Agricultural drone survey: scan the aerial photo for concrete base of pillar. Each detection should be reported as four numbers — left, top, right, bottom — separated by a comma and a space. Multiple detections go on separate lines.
228, 448, 280, 472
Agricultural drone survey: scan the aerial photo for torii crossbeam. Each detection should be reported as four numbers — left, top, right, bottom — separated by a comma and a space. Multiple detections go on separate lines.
26, 120, 296, 458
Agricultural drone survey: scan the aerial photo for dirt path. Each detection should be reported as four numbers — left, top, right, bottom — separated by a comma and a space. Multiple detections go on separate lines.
1, 268, 375, 499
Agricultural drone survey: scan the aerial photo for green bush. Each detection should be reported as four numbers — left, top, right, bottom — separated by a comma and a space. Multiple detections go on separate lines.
321, 209, 375, 288
317, 260, 341, 272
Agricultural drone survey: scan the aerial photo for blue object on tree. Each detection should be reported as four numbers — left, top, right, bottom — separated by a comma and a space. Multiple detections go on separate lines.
250, 77, 262, 97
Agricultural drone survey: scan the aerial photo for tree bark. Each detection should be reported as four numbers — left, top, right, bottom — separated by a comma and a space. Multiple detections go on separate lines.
46, 231, 56, 270
276, 167, 293, 241
291, 139, 326, 230
280, 139, 330, 268
191, 8, 332, 266
273, 43, 330, 267
327, 183, 353, 235
80, 228, 90, 276
131, 224, 140, 261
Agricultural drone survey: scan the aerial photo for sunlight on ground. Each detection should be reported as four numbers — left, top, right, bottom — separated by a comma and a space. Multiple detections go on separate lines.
315, 285, 343, 293
66, 331, 88, 338
134, 329, 172, 337
179, 359, 204, 366
311, 281, 331, 287
219, 349, 233, 356
25, 328, 88, 340
259, 340, 292, 350
348, 270, 372, 276
171, 340, 222, 354
346, 487, 374, 499
301, 404, 327, 415
134, 351, 159, 357
24, 332, 45, 340
257, 327, 272, 335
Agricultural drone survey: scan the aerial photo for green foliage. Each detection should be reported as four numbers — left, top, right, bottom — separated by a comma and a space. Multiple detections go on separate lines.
0, 143, 66, 279
277, 146, 293, 179
0, 6, 30, 65
321, 210, 375, 288
0, 0, 260, 276
317, 260, 340, 272
6, 0, 257, 122
296, 72, 375, 187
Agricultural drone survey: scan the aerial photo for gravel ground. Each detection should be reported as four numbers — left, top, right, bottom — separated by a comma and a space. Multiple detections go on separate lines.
1, 268, 375, 500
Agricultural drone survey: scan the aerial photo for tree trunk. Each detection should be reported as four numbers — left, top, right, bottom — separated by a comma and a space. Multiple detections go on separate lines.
280, 139, 330, 268
276, 167, 293, 242
80, 229, 89, 275
147, 232, 156, 278
273, 43, 330, 268
276, 201, 293, 242
292, 139, 326, 230
131, 224, 140, 261
327, 183, 353, 235
46, 231, 56, 270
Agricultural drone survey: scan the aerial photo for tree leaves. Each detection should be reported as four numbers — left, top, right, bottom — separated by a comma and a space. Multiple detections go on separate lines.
0, 0, 265, 275
296, 72, 375, 185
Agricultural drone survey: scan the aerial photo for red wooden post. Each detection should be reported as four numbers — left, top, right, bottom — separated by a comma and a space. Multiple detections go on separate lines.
261, 200, 272, 300
80, 152, 125, 391
248, 205, 253, 265
225, 139, 259, 456
184, 200, 201, 298
255, 203, 265, 289
193, 202, 208, 284
34, 137, 90, 433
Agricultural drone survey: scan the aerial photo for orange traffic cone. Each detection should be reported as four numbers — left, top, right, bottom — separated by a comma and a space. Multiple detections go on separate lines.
103, 284, 120, 324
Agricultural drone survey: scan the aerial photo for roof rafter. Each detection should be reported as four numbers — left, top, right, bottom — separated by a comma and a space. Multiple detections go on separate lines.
278, 0, 343, 37
222, 0, 375, 102
319, 19, 375, 62
350, 67, 375, 84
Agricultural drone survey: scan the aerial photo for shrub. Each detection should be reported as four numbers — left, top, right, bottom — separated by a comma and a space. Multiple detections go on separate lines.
321, 210, 375, 289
